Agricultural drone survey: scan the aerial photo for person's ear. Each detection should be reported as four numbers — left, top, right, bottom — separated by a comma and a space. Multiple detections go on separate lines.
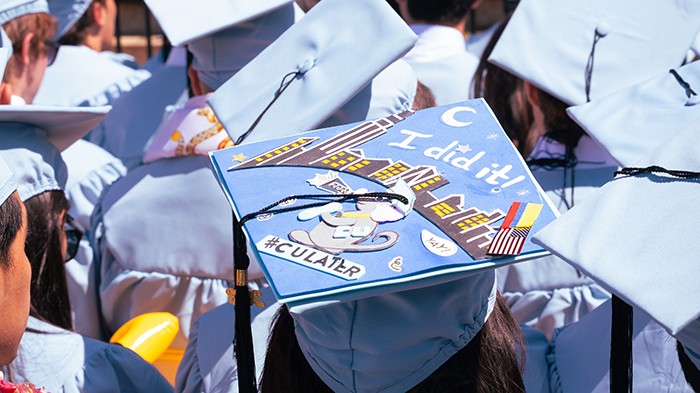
187, 65, 205, 97
523, 80, 541, 110
0, 82, 13, 104
92, 1, 107, 28
20, 33, 34, 66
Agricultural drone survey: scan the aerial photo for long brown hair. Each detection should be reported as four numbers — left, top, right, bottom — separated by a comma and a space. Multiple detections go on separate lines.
260, 292, 525, 393
471, 15, 533, 157
23, 190, 72, 330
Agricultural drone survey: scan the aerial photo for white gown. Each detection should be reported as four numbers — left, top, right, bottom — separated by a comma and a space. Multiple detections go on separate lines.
402, 24, 479, 106
33, 45, 151, 107
5, 317, 173, 393
498, 135, 615, 338
548, 299, 694, 392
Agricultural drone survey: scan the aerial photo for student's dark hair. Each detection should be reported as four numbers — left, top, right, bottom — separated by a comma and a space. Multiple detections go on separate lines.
412, 80, 437, 111
260, 292, 525, 393
678, 341, 700, 392
406, 0, 474, 25
472, 14, 533, 156
0, 192, 23, 269
535, 89, 585, 149
23, 190, 72, 330
59, 0, 106, 46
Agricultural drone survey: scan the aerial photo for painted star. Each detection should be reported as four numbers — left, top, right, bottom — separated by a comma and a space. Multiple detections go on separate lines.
486, 133, 499, 140
517, 189, 531, 197
455, 144, 472, 153
232, 153, 247, 162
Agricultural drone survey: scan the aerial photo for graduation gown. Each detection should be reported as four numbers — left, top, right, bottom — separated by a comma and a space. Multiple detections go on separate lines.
402, 24, 479, 106
497, 135, 616, 338
33, 45, 151, 107
6, 317, 173, 393
62, 140, 126, 339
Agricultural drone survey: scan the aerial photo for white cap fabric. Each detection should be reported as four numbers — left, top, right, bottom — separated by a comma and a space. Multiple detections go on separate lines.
0, 154, 17, 205
47, 0, 91, 40
290, 272, 497, 393
144, 0, 292, 47
489, 0, 700, 105
0, 0, 48, 25
188, 4, 297, 90
568, 61, 700, 167
0, 126, 66, 201
0, 105, 110, 151
533, 119, 700, 340
208, 0, 418, 144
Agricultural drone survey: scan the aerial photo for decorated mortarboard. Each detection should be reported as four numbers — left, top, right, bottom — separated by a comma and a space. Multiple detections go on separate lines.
210, 99, 558, 391
0, 0, 48, 25
47, 0, 91, 41
211, 99, 559, 302
207, 0, 418, 145
0, 155, 17, 205
568, 62, 700, 167
532, 119, 700, 390
489, 0, 700, 106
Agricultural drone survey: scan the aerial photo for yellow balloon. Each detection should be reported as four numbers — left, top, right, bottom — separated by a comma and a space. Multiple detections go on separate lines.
110, 312, 179, 364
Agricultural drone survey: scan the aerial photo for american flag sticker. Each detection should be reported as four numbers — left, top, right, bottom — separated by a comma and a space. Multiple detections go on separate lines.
487, 202, 543, 256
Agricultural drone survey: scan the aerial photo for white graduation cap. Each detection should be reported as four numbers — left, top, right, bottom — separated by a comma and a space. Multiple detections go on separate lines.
532, 119, 700, 360
145, 0, 297, 90
489, 0, 700, 106
144, 0, 292, 47
0, 105, 109, 200
0, 0, 48, 25
0, 105, 110, 151
47, 0, 91, 41
568, 61, 700, 167
0, 155, 17, 205
208, 0, 418, 145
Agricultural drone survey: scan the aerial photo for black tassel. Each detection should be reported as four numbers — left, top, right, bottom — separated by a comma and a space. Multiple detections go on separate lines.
610, 295, 633, 393
233, 215, 257, 393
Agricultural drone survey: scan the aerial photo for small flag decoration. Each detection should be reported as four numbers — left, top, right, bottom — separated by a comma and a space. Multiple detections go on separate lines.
487, 202, 543, 256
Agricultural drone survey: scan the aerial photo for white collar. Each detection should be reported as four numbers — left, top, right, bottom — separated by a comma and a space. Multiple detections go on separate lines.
404, 24, 467, 61
10, 95, 26, 106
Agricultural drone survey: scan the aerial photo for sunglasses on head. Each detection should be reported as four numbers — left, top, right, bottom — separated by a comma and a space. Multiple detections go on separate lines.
64, 214, 83, 262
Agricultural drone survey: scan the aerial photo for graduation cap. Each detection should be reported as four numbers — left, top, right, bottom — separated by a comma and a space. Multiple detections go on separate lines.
0, 105, 108, 200
489, 0, 700, 106
568, 61, 700, 167
145, 0, 297, 90
46, 0, 91, 41
532, 119, 700, 391
0, 155, 17, 205
210, 99, 560, 391
207, 0, 418, 145
0, 0, 48, 25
